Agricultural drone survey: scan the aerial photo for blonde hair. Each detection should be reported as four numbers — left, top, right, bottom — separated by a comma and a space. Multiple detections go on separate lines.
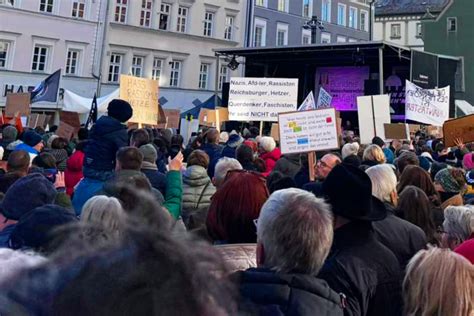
403, 247, 474, 316
81, 196, 125, 236
363, 144, 386, 164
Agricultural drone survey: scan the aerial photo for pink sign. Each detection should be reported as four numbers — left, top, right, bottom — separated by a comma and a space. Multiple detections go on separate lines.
315, 66, 370, 111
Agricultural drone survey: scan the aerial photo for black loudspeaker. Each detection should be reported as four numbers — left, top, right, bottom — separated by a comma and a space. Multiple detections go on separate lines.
221, 82, 230, 107
364, 79, 379, 95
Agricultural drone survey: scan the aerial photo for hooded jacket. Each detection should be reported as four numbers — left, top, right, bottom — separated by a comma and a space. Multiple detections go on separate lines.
260, 148, 281, 177
272, 154, 301, 179
201, 143, 223, 178
237, 268, 344, 316
181, 165, 216, 229
83, 116, 128, 171
65, 150, 85, 196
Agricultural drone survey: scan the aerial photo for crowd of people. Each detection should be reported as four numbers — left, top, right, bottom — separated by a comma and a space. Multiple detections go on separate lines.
0, 98, 472, 315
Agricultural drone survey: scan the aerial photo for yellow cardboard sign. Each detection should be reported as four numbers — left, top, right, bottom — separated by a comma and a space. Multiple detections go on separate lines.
119, 75, 159, 125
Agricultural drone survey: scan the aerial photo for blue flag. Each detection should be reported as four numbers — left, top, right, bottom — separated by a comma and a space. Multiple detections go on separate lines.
30, 69, 61, 103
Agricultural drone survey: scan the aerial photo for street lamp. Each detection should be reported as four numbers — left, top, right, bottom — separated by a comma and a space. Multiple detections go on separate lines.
303, 16, 324, 44
369, 0, 376, 41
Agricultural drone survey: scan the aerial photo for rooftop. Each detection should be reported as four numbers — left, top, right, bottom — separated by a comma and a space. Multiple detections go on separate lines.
374, 0, 451, 16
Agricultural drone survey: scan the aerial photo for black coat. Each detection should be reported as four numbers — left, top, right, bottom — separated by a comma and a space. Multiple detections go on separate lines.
294, 168, 310, 189
83, 116, 128, 171
318, 221, 403, 316
302, 181, 325, 198
238, 268, 344, 316
373, 203, 427, 270
272, 154, 301, 178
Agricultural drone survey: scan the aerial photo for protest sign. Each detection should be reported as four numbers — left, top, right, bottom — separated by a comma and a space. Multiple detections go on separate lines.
157, 109, 181, 129
119, 75, 159, 125
5, 93, 31, 117
199, 108, 229, 131
316, 87, 332, 109
278, 108, 338, 155
426, 126, 443, 138
443, 114, 474, 147
60, 111, 81, 130
56, 122, 75, 140
357, 95, 391, 144
405, 80, 450, 126
27, 114, 39, 128
298, 91, 316, 111
271, 123, 279, 142
228, 77, 298, 122
384, 123, 410, 140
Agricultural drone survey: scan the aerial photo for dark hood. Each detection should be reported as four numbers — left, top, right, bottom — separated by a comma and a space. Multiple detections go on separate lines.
91, 116, 126, 136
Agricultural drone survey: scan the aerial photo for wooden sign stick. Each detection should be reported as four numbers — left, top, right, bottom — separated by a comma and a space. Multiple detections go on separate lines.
308, 151, 316, 182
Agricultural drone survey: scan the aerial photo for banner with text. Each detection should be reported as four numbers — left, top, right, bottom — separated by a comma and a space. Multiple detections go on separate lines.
278, 108, 338, 155
119, 75, 159, 125
405, 80, 450, 126
228, 77, 298, 122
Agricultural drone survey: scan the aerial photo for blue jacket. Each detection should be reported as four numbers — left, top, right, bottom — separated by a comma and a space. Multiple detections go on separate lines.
221, 146, 237, 159
83, 116, 128, 171
0, 224, 16, 248
141, 168, 167, 196
72, 178, 105, 215
201, 143, 222, 178
14, 143, 38, 155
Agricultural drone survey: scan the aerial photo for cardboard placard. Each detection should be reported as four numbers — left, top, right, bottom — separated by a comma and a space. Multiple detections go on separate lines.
384, 123, 409, 140
157, 109, 181, 129
5, 93, 31, 117
60, 111, 81, 130
119, 75, 159, 125
27, 114, 40, 128
408, 124, 421, 136
357, 95, 391, 144
270, 123, 279, 142
199, 108, 229, 127
443, 114, 474, 147
278, 108, 339, 155
56, 122, 75, 140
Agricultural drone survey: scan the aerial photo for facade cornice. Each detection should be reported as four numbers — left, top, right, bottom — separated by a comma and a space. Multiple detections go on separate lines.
0, 6, 99, 26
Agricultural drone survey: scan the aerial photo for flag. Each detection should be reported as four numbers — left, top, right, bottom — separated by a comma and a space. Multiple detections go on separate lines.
30, 69, 61, 103
85, 93, 98, 130
316, 87, 332, 109
298, 91, 316, 111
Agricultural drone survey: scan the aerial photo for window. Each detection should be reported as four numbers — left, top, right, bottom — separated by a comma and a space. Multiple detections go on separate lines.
140, 0, 152, 27
321, 0, 331, 22
255, 0, 267, 7
0, 41, 9, 69
336, 35, 346, 43
390, 23, 401, 38
152, 58, 162, 81
360, 10, 368, 31
321, 32, 331, 43
224, 16, 234, 40
337, 4, 346, 26
302, 29, 311, 44
303, 0, 312, 18
72, 0, 85, 18
108, 53, 122, 82
169, 61, 181, 87
131, 56, 144, 77
253, 18, 267, 47
276, 23, 288, 46
218, 64, 228, 91
65, 49, 80, 75
31, 45, 49, 72
277, 0, 288, 12
158, 4, 171, 30
203, 12, 214, 37
114, 0, 127, 23
416, 23, 422, 37
39, 0, 53, 13
199, 63, 209, 89
348, 38, 357, 42
349, 7, 357, 28
177, 7, 188, 33
447, 17, 456, 32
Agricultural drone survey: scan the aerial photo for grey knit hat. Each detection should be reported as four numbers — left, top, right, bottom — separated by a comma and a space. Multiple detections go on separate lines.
139, 144, 158, 164
2, 126, 18, 143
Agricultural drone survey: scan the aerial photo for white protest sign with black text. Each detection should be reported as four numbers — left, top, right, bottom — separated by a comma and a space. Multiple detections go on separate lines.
405, 80, 450, 126
228, 77, 298, 122
278, 108, 339, 155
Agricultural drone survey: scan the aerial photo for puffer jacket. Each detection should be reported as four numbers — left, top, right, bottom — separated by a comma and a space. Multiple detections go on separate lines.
47, 148, 68, 172
65, 150, 84, 197
214, 244, 257, 274
182, 165, 216, 229
260, 147, 281, 177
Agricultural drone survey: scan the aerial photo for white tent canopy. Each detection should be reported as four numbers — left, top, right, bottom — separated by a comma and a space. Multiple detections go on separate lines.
63, 89, 119, 114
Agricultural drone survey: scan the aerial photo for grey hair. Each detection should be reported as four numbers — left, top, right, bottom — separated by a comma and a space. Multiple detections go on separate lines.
214, 157, 243, 185
81, 196, 126, 235
257, 188, 333, 275
366, 164, 397, 203
0, 249, 46, 283
443, 206, 474, 242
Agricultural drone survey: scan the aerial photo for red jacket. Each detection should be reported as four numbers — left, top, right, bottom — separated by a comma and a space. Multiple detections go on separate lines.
260, 148, 281, 177
65, 150, 84, 196
454, 234, 474, 264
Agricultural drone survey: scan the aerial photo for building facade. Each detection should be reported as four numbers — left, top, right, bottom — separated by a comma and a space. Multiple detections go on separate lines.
0, 0, 105, 109
423, 0, 474, 107
99, 0, 247, 111
249, 0, 370, 48
373, 0, 450, 49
